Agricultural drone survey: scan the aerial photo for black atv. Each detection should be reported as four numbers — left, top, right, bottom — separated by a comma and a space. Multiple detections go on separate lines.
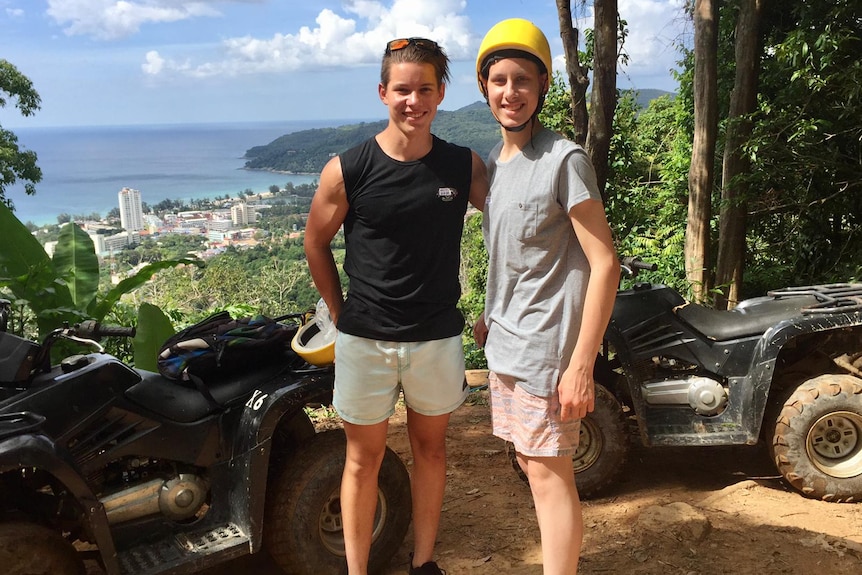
511, 259, 862, 503
0, 300, 411, 575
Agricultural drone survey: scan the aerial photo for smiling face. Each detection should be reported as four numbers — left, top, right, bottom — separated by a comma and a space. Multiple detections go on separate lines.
379, 61, 445, 136
483, 56, 547, 131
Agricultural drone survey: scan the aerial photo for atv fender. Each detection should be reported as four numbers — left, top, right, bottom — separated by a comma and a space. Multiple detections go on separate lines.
747, 311, 862, 435
0, 432, 120, 574
230, 369, 334, 550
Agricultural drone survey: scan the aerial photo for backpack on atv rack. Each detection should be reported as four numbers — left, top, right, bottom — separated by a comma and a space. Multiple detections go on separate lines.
157, 311, 299, 389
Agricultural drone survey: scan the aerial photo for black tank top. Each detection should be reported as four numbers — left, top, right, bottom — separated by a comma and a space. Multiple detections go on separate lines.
337, 136, 472, 341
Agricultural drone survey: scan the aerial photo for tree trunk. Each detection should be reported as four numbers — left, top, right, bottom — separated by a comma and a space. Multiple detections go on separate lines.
715, 0, 764, 309
586, 0, 618, 201
556, 0, 590, 145
685, 0, 719, 303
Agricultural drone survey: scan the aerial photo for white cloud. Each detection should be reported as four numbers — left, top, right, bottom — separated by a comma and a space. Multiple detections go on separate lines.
143, 0, 473, 78
43, 0, 685, 93
617, 0, 690, 85
6, 7, 25, 17
141, 49, 164, 74
46, 0, 222, 40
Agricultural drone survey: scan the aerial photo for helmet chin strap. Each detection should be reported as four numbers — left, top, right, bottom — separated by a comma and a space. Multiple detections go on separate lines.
501, 118, 531, 133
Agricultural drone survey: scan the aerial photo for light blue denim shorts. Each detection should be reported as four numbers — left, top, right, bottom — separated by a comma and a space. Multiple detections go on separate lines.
333, 332, 468, 425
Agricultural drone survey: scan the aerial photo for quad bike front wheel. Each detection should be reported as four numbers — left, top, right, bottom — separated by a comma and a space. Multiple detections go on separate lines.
771, 374, 862, 502
265, 429, 412, 575
508, 382, 629, 498
0, 522, 84, 575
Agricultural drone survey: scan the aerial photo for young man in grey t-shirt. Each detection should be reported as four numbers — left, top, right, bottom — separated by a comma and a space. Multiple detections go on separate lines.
473, 19, 620, 575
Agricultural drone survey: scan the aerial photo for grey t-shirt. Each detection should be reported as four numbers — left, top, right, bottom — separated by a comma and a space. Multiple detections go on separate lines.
483, 127, 602, 396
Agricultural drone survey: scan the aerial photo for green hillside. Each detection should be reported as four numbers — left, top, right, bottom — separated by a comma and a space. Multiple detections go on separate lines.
431, 101, 500, 159
243, 89, 674, 174
242, 101, 499, 174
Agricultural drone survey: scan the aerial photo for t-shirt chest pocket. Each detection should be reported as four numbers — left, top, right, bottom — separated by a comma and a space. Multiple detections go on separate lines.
505, 200, 539, 242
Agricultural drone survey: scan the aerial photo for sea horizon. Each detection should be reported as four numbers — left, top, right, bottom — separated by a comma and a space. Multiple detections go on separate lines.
6, 119, 372, 226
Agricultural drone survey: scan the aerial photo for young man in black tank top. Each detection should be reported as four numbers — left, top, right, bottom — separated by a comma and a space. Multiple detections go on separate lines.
304, 38, 487, 575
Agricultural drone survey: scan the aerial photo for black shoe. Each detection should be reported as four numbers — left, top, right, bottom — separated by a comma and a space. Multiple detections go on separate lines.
408, 560, 446, 575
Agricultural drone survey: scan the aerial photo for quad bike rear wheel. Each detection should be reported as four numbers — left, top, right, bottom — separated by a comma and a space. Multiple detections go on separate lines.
771, 374, 862, 502
508, 382, 629, 498
268, 410, 316, 477
265, 429, 412, 575
0, 522, 84, 575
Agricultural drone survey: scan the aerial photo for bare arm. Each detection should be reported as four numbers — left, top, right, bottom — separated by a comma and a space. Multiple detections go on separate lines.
468, 151, 489, 344
558, 198, 620, 422
304, 157, 349, 324
468, 150, 489, 211
472, 313, 488, 348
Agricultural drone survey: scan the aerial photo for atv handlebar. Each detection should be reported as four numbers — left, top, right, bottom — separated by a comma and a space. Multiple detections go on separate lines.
621, 256, 657, 278
75, 320, 137, 340
30, 321, 137, 373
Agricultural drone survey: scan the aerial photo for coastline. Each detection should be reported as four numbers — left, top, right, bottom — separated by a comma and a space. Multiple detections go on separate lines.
242, 167, 321, 178
9, 122, 330, 226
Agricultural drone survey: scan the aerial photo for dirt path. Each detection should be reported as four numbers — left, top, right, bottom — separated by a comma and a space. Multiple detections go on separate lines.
197, 388, 862, 574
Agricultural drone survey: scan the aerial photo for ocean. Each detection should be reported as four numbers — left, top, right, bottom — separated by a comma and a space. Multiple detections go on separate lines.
6, 120, 355, 226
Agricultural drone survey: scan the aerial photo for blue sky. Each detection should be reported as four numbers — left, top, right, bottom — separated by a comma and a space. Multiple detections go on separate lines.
1, 0, 690, 128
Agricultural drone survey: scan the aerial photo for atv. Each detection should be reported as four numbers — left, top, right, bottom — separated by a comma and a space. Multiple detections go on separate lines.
513, 259, 862, 503
0, 300, 411, 574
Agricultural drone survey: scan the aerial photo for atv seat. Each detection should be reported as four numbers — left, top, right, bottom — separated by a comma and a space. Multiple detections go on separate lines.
675, 294, 821, 341
125, 364, 289, 423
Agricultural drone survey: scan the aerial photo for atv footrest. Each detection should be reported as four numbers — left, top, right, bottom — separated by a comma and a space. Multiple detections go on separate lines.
117, 523, 249, 575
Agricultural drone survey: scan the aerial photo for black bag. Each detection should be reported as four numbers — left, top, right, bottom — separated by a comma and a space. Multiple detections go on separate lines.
157, 311, 297, 387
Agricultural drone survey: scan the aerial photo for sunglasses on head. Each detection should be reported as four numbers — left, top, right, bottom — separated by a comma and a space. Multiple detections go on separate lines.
385, 37, 441, 54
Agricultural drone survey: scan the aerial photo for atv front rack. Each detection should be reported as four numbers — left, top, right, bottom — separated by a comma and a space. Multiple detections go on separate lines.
769, 283, 862, 314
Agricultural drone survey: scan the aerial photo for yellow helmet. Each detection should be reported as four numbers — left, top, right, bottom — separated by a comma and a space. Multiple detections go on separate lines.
476, 18, 552, 95
291, 319, 335, 366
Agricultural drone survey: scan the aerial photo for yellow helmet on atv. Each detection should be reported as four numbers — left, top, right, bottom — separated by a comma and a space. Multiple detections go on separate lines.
476, 18, 552, 96
291, 318, 335, 366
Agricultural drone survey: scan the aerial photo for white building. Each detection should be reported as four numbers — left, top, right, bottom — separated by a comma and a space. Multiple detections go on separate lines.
179, 218, 208, 230
87, 233, 106, 255
118, 187, 145, 232
103, 231, 142, 253
208, 218, 233, 232
44, 240, 58, 258
231, 202, 257, 227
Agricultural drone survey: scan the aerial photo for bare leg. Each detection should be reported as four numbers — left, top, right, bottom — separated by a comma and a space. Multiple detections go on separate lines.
406, 409, 451, 567
342, 420, 389, 575
518, 453, 582, 575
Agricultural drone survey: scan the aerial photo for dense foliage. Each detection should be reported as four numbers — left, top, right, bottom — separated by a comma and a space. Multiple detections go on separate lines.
589, 0, 861, 298
458, 212, 488, 369
0, 59, 42, 211
740, 0, 862, 292
132, 238, 343, 324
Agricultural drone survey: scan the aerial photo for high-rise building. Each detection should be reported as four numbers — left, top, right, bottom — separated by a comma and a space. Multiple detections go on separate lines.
118, 187, 144, 232
230, 202, 256, 227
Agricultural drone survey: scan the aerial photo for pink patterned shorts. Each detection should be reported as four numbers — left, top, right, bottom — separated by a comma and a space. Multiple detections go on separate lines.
489, 371, 581, 457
